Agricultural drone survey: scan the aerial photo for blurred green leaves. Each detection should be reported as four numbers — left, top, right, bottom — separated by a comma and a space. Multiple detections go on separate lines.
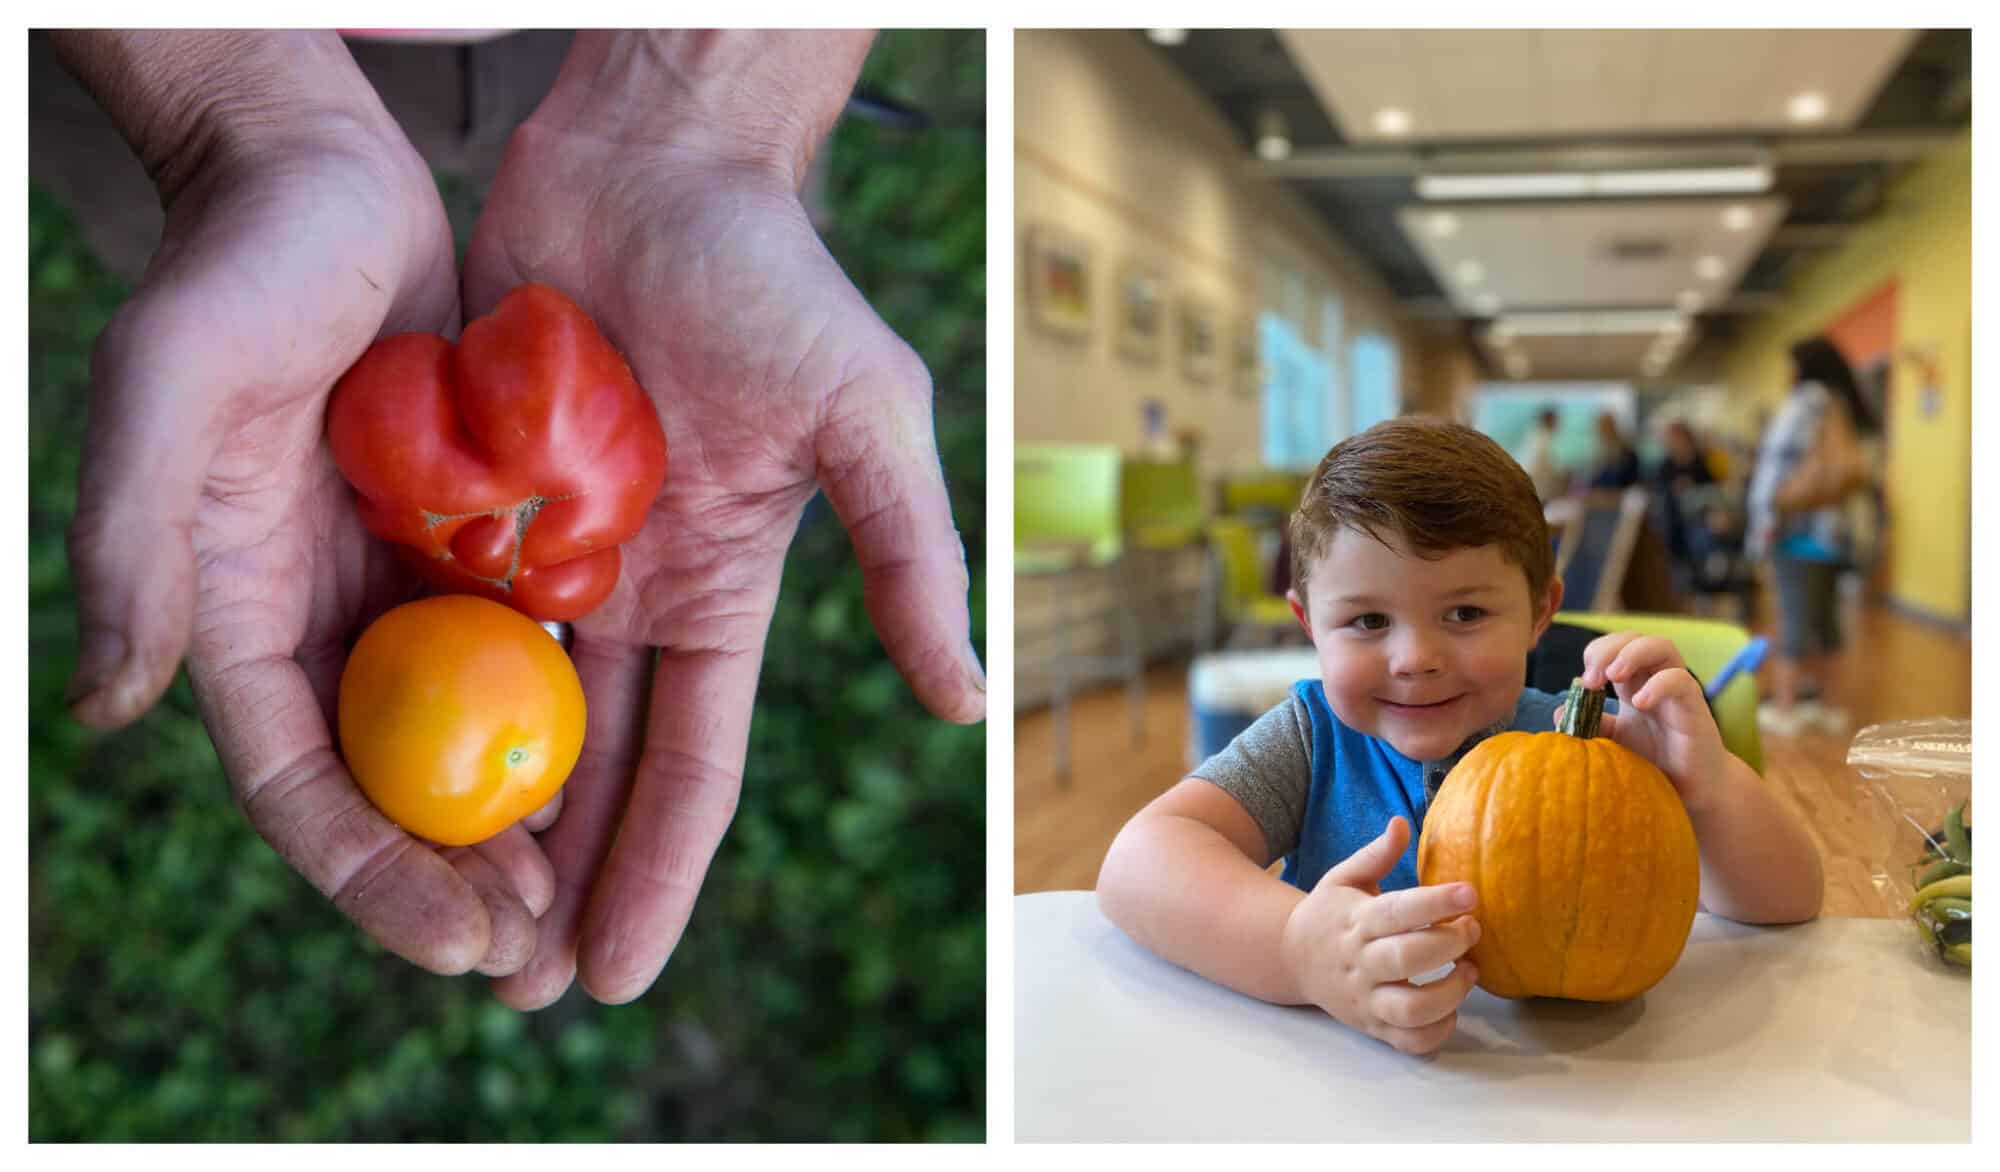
28, 29, 984, 1142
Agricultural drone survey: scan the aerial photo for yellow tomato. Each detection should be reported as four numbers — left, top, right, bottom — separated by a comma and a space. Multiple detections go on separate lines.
337, 594, 586, 847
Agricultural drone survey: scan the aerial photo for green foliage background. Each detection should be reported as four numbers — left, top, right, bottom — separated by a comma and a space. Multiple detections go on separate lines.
28, 30, 986, 1142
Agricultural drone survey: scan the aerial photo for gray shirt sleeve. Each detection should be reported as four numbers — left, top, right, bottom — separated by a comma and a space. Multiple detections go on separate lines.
1188, 692, 1314, 864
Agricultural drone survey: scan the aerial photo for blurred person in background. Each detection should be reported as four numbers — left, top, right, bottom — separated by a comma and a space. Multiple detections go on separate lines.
1745, 336, 1882, 737
1518, 406, 1567, 502
1585, 410, 1641, 490
1654, 419, 1720, 595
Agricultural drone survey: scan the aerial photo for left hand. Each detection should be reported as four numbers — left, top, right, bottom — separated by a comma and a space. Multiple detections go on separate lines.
459, 31, 984, 1008
1572, 632, 1728, 813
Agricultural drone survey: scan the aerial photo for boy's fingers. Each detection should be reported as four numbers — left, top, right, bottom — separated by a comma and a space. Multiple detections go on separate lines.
1579, 631, 1640, 686
1375, 1011, 1460, 1057
1632, 667, 1701, 713
1322, 817, 1408, 891
1372, 960, 1479, 1028
1363, 882, 1478, 940
1363, 916, 1481, 983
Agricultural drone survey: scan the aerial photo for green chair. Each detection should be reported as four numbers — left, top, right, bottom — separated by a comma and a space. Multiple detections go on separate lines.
1554, 611, 1764, 772
1016, 444, 1145, 782
1120, 456, 1211, 650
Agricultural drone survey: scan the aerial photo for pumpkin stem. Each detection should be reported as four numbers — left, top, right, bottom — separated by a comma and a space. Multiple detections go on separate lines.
1558, 677, 1607, 738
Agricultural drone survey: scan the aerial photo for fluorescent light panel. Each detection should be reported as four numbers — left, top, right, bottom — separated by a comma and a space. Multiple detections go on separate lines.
1490, 310, 1693, 338
1418, 164, 1773, 201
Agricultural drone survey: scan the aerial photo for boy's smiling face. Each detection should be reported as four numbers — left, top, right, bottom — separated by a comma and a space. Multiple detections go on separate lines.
1289, 526, 1561, 762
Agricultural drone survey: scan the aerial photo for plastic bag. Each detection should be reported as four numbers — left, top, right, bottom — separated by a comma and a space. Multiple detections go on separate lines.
1846, 719, 1971, 970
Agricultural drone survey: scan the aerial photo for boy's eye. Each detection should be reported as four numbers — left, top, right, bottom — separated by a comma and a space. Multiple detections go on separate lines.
1347, 613, 1390, 631
1445, 606, 1488, 623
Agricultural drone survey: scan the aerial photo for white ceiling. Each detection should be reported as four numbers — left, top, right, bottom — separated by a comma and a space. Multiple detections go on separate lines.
1396, 197, 1788, 313
1280, 29, 1919, 143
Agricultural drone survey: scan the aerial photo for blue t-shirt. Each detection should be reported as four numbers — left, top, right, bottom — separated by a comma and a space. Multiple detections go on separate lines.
1280, 680, 1567, 893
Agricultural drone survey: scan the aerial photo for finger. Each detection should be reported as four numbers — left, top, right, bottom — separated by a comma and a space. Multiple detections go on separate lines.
491, 636, 654, 1012
1361, 882, 1479, 939
189, 650, 491, 974
1321, 817, 1410, 893
1630, 666, 1702, 715
1577, 631, 1641, 688
521, 789, 564, 835
439, 842, 542, 977
64, 294, 228, 728
1376, 1011, 1461, 1057
1605, 636, 1682, 691
1371, 959, 1480, 1029
470, 823, 558, 920
815, 332, 985, 725
1362, 916, 1482, 982
574, 633, 766, 1004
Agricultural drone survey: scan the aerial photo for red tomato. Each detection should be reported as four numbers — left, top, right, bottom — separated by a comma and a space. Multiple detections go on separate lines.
326, 283, 667, 622
338, 595, 586, 847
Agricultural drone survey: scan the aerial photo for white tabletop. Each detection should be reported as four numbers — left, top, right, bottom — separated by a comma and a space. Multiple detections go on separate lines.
1015, 891, 1970, 1142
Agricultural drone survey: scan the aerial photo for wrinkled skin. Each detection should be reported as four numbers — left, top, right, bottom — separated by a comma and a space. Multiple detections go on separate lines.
458, 118, 985, 1008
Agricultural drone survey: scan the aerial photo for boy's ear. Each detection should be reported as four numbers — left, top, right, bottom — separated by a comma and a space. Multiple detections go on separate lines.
1286, 588, 1313, 637
1532, 577, 1565, 638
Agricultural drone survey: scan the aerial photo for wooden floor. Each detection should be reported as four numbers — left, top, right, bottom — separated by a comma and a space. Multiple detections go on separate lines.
1013, 601, 1970, 918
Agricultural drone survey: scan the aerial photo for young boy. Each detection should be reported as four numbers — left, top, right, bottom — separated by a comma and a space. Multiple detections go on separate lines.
1098, 418, 1823, 1056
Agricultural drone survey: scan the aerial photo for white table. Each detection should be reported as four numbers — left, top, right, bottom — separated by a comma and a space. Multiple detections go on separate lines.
1016, 891, 1970, 1142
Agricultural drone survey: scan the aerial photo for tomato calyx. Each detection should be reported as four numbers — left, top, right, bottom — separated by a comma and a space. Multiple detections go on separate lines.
417, 491, 587, 596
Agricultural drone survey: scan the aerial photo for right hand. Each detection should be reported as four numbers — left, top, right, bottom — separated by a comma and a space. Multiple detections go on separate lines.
60, 31, 553, 980
1278, 817, 1483, 1055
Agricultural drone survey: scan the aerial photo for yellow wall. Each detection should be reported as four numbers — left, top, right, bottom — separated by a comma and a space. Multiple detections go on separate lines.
1717, 132, 1971, 622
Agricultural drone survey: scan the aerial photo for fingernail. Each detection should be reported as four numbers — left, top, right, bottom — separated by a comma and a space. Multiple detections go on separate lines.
66, 631, 129, 706
1454, 884, 1476, 909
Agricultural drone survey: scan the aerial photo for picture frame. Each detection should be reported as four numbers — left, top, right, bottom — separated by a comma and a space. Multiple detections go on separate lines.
1232, 316, 1262, 399
1179, 297, 1220, 385
1023, 224, 1093, 339
1115, 260, 1168, 365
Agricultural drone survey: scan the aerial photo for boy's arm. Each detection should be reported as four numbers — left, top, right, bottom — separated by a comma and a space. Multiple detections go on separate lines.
1686, 753, 1825, 924
1097, 696, 1315, 1004
1097, 778, 1310, 1005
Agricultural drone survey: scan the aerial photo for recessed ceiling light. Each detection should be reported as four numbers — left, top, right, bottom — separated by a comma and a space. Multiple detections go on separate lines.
1455, 260, 1485, 287
1374, 107, 1413, 136
1722, 205, 1756, 231
1677, 290, 1706, 313
1255, 108, 1291, 162
1473, 292, 1502, 315
1695, 255, 1727, 281
1428, 212, 1460, 239
1787, 91, 1830, 124
1146, 29, 1188, 46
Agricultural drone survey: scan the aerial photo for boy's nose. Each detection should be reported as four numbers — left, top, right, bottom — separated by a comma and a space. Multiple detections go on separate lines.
1389, 632, 1444, 675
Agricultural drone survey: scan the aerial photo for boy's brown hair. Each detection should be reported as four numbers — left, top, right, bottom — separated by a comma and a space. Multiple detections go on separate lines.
1289, 416, 1553, 608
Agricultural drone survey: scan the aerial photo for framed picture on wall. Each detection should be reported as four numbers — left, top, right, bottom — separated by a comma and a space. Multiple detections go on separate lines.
1024, 224, 1093, 339
1115, 260, 1167, 365
1232, 316, 1261, 399
1180, 297, 1220, 385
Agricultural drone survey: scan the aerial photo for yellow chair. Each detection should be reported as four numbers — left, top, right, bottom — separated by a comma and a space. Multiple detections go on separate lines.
1217, 470, 1308, 520
1015, 444, 1144, 782
1554, 611, 1764, 772
1206, 516, 1303, 648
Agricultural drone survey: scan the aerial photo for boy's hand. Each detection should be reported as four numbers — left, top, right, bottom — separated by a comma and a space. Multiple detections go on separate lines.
1576, 633, 1729, 814
1277, 817, 1481, 1056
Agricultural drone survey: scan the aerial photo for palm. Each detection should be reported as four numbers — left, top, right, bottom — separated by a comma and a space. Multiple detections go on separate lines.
71, 138, 563, 978
461, 128, 981, 1007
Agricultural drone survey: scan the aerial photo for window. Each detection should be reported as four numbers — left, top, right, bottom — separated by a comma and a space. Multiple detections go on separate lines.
1349, 333, 1400, 434
1258, 313, 1331, 470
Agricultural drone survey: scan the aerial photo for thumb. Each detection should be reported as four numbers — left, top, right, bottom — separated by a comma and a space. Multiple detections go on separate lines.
815, 330, 985, 725
1321, 816, 1410, 893
64, 294, 221, 727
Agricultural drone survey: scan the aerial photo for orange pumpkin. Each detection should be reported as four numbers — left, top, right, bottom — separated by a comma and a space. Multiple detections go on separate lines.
1416, 680, 1700, 1002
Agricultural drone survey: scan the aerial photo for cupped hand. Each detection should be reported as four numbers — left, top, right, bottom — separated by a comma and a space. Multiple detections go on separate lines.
1576, 632, 1729, 812
64, 71, 554, 979
461, 104, 985, 1008
1278, 818, 1482, 1055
